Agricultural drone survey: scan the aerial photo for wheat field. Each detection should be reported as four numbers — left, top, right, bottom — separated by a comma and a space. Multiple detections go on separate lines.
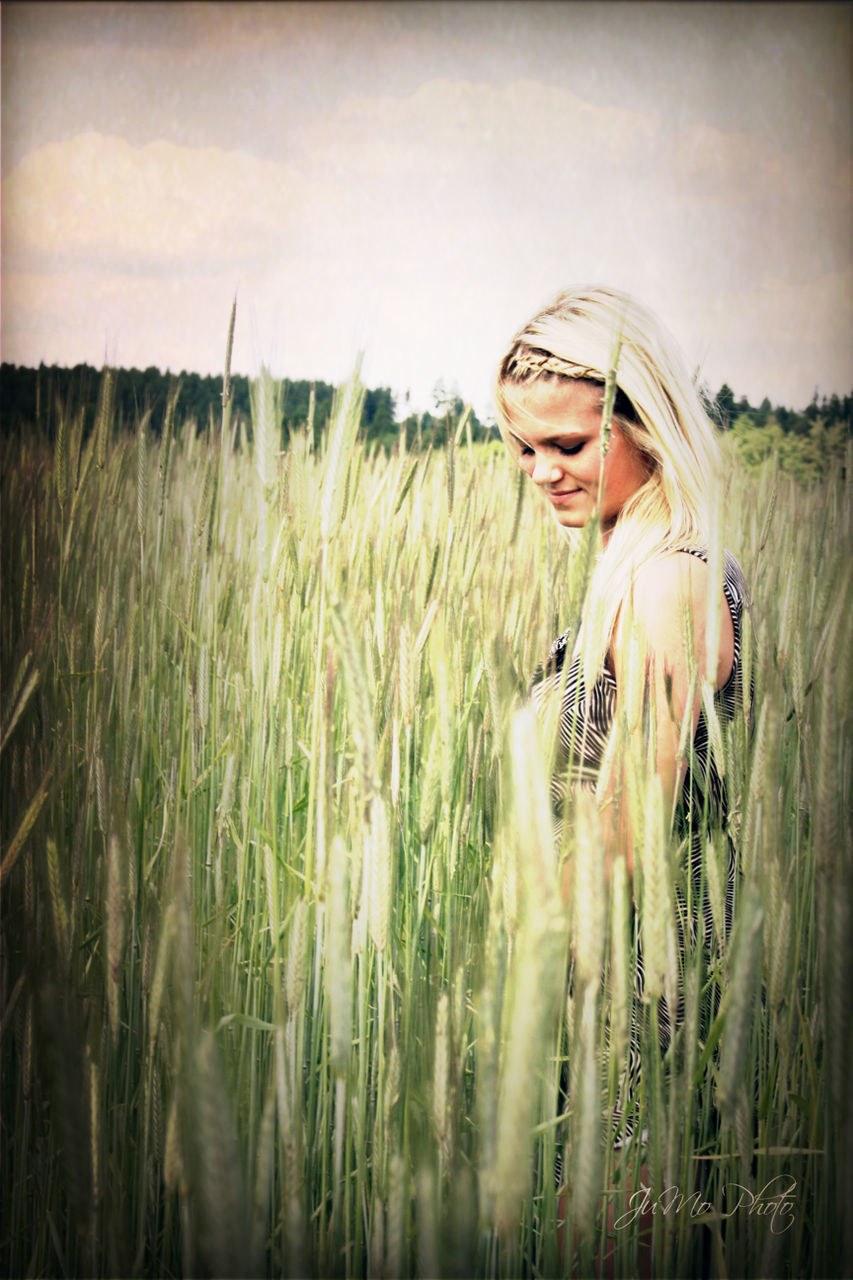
1, 359, 851, 1279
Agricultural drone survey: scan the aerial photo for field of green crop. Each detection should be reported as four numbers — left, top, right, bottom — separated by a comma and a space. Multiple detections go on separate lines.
1, 361, 851, 1278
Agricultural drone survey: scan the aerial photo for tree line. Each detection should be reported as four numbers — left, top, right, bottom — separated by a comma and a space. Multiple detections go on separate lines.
1, 361, 850, 476
710, 383, 852, 483
0, 362, 490, 451
711, 382, 852, 434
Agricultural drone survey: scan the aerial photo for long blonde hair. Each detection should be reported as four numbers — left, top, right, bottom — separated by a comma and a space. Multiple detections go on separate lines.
495, 285, 724, 685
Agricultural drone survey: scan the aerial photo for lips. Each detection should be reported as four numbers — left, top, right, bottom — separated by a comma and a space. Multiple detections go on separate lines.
547, 488, 582, 503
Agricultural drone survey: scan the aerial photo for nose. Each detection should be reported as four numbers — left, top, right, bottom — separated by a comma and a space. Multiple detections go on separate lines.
531, 452, 564, 486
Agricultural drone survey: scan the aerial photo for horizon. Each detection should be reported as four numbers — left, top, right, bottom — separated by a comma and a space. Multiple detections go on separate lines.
6, 350, 848, 424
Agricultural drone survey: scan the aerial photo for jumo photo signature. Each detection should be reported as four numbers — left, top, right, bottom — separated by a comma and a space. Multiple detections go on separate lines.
614, 1175, 798, 1235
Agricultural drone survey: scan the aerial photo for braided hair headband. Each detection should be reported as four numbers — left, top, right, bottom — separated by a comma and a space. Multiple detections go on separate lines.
502, 344, 641, 427
502, 345, 602, 382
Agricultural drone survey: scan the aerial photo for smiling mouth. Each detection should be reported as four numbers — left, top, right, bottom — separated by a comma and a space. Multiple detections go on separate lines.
548, 487, 582, 502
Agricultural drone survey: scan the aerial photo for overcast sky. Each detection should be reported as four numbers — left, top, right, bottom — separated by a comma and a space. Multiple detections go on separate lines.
2, 1, 850, 417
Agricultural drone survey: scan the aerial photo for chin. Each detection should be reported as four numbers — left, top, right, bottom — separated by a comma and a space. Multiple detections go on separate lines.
552, 502, 591, 526
553, 512, 587, 530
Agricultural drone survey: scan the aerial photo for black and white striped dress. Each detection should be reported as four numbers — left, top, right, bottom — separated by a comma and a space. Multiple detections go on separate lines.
532, 548, 750, 1149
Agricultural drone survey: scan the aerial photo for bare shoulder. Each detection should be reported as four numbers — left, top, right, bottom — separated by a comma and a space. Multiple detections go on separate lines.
619, 552, 734, 687
630, 551, 708, 619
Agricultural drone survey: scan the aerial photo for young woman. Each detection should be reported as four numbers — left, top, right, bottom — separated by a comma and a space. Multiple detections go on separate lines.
494, 286, 751, 1236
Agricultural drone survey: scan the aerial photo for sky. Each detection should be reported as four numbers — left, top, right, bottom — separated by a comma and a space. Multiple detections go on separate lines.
2, 1, 851, 419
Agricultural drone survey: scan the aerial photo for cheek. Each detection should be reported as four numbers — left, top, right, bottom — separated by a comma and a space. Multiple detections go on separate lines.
604, 446, 645, 499
578, 451, 602, 485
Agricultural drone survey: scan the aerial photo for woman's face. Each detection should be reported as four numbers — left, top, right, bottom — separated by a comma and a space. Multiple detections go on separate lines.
504, 378, 651, 532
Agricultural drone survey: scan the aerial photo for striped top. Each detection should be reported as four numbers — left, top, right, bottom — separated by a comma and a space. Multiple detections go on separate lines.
530, 547, 750, 847
536, 547, 750, 1151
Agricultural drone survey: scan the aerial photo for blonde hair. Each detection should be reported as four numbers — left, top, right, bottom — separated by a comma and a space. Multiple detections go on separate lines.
495, 285, 724, 685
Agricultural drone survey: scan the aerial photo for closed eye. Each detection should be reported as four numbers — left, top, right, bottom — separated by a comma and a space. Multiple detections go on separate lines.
519, 442, 583, 457
516, 439, 585, 459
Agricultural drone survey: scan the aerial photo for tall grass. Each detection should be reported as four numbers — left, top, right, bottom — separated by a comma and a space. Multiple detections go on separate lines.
1, 355, 850, 1278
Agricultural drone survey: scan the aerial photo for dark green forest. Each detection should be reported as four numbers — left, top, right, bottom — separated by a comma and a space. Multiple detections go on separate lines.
1, 361, 850, 479
0, 362, 489, 453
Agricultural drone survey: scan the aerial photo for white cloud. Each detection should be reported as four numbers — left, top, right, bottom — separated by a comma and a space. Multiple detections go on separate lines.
3, 133, 312, 273
2, 74, 850, 412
